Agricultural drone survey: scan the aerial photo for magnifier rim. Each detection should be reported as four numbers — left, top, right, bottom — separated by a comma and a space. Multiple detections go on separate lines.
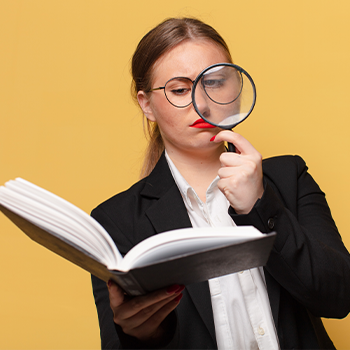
191, 62, 257, 129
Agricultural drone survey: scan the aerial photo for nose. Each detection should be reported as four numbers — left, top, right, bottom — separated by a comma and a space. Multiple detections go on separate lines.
193, 86, 211, 119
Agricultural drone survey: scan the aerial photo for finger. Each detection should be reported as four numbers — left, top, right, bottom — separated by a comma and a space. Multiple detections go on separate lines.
121, 292, 182, 330
217, 175, 248, 194
107, 280, 126, 308
217, 166, 237, 179
220, 156, 260, 178
115, 284, 184, 320
219, 152, 244, 167
128, 294, 183, 341
213, 130, 259, 156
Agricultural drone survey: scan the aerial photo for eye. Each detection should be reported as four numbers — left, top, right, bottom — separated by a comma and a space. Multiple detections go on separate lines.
203, 78, 225, 89
166, 78, 192, 96
169, 87, 191, 96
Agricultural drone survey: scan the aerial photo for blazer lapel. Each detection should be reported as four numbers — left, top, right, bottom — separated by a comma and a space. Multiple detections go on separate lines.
140, 152, 217, 343
141, 153, 193, 233
145, 182, 192, 233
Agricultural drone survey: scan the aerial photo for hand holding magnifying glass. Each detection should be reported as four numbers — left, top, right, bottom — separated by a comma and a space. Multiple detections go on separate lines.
192, 63, 256, 152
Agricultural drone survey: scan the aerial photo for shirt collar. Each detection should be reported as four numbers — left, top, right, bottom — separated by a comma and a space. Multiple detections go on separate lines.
165, 150, 219, 209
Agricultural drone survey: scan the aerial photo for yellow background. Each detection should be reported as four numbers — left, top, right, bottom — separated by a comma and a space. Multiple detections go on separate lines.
1, 0, 350, 348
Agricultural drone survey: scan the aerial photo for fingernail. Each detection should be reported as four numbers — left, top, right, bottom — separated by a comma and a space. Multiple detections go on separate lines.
174, 285, 185, 293
210, 136, 216, 142
166, 284, 180, 294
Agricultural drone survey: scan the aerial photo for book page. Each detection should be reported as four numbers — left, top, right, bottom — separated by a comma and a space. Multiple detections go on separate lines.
120, 226, 264, 271
0, 178, 122, 269
12, 178, 119, 256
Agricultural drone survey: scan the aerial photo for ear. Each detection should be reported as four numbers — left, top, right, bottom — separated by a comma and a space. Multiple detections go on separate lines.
137, 91, 156, 122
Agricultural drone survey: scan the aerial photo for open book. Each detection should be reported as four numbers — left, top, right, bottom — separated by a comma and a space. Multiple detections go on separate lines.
0, 178, 276, 296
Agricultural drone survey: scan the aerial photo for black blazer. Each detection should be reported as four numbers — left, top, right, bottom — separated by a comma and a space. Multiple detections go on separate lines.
91, 153, 350, 349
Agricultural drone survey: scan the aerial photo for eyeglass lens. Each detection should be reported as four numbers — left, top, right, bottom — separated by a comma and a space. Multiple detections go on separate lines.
164, 77, 193, 108
200, 65, 242, 105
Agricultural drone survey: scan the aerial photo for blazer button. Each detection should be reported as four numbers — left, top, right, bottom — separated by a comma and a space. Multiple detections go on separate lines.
268, 218, 275, 230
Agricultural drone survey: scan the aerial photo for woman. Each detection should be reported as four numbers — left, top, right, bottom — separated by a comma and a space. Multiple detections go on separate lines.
91, 17, 350, 349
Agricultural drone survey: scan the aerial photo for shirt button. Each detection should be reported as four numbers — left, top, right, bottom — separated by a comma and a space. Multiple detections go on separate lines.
258, 326, 265, 335
267, 218, 275, 230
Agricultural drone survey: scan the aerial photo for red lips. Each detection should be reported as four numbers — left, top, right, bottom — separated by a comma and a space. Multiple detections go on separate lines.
190, 119, 216, 128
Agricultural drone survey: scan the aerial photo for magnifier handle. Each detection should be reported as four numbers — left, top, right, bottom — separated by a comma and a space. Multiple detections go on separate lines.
227, 142, 236, 152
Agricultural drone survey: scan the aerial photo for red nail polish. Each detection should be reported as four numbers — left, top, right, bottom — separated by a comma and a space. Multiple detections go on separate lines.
210, 136, 216, 142
174, 285, 185, 293
166, 284, 180, 294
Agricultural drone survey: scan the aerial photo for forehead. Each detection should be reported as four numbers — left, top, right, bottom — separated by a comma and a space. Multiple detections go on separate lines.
151, 40, 230, 84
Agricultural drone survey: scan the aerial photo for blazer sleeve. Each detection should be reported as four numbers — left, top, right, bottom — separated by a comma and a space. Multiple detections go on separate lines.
90, 204, 181, 349
230, 155, 350, 318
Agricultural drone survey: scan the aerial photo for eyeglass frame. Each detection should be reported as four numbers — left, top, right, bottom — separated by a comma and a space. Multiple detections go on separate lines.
147, 76, 195, 108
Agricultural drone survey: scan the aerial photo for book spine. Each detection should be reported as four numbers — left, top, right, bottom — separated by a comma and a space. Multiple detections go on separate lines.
112, 272, 146, 296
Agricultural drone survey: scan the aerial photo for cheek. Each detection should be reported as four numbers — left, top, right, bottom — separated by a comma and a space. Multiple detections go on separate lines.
157, 112, 180, 133
152, 100, 184, 130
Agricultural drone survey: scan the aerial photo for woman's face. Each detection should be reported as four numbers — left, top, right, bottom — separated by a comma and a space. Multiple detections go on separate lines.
138, 40, 230, 156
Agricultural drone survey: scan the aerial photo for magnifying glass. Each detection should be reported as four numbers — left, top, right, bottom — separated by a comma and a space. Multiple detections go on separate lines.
192, 63, 256, 152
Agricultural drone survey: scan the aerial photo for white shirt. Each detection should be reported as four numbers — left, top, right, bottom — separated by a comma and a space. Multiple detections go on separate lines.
165, 151, 279, 350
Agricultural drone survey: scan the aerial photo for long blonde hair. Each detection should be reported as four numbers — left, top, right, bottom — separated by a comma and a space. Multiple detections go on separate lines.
131, 17, 232, 178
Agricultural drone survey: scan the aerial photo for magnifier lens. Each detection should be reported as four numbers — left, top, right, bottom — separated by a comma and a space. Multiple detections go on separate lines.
192, 64, 256, 129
